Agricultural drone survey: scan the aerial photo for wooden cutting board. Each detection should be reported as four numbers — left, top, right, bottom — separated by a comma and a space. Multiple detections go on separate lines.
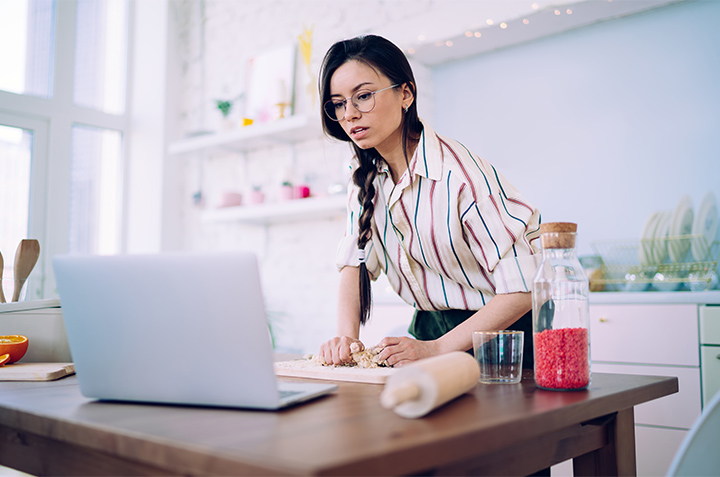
274, 359, 397, 384
0, 363, 75, 382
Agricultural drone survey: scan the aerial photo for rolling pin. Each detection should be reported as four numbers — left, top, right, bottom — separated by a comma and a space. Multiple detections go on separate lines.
380, 351, 480, 419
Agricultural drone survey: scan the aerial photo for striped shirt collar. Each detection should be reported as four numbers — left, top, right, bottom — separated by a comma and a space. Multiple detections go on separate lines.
376, 119, 443, 183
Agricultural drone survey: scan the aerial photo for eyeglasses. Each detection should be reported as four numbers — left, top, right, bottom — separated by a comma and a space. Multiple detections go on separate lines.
324, 84, 399, 122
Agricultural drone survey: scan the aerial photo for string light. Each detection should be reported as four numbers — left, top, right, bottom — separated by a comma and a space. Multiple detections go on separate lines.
500, 22, 508, 29
445, 40, 453, 47
523, 18, 530, 25
554, 9, 561, 15
486, 19, 494, 26
566, 9, 573, 14
465, 31, 473, 37
474, 31, 482, 38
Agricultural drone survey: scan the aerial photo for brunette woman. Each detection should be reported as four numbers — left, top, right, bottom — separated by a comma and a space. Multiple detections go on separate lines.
317, 35, 541, 369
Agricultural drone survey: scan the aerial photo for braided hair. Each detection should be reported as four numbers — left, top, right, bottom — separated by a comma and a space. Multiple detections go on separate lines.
319, 35, 422, 325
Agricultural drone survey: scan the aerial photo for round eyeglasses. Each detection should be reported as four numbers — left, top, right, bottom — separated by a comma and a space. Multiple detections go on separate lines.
324, 84, 399, 122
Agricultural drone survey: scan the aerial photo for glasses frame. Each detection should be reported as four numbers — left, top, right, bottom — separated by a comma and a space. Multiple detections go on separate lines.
324, 84, 400, 122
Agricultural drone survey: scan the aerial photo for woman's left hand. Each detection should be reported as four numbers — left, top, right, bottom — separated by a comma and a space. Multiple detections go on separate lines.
376, 336, 440, 367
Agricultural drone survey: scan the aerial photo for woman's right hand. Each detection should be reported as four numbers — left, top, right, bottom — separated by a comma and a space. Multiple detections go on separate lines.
317, 336, 364, 366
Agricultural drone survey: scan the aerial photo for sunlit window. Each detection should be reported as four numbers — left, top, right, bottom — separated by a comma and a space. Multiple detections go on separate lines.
73, 0, 128, 114
69, 125, 123, 255
0, 0, 56, 98
0, 125, 33, 299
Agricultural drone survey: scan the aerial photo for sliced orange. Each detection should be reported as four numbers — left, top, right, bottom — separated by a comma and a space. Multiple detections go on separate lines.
0, 354, 10, 366
0, 335, 29, 364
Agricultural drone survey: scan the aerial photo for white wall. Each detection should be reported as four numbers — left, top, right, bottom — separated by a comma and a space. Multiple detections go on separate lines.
433, 0, 720, 256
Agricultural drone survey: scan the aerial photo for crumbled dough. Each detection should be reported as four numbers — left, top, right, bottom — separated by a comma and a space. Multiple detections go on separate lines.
306, 343, 389, 368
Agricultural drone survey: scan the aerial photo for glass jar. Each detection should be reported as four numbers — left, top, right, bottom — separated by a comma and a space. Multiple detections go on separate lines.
532, 222, 591, 391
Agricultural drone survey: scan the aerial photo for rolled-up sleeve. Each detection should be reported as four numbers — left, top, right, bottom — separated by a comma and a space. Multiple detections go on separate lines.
463, 191, 541, 294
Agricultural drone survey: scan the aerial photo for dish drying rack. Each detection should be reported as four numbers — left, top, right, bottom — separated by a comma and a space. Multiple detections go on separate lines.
589, 235, 719, 291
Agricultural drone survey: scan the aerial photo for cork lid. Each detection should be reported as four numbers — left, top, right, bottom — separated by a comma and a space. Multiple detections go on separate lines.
540, 222, 577, 249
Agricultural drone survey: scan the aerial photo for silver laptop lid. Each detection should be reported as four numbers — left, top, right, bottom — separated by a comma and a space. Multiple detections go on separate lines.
53, 251, 284, 409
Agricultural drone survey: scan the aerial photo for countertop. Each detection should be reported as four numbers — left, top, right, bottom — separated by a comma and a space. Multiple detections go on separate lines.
590, 290, 720, 305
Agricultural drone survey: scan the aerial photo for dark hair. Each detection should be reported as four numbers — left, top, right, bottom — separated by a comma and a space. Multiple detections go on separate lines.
319, 35, 422, 325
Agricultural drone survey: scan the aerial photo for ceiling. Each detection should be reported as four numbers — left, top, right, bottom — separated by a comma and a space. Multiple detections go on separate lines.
401, 0, 685, 65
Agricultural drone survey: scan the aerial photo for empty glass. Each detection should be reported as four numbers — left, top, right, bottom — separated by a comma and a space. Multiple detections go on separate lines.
472, 330, 524, 384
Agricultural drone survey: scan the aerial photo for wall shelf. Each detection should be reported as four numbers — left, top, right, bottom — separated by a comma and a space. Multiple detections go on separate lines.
168, 114, 323, 157
201, 195, 347, 225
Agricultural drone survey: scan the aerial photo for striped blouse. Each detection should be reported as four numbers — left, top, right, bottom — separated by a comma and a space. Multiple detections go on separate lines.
336, 120, 542, 311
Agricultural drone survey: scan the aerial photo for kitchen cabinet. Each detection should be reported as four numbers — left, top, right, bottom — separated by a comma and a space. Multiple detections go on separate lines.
168, 115, 345, 224
583, 297, 720, 476
700, 306, 720, 404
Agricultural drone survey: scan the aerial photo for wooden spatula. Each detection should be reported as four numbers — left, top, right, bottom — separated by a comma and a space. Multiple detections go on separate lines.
0, 251, 6, 303
12, 239, 40, 302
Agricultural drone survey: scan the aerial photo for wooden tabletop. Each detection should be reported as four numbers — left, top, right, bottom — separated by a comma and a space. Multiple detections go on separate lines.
0, 370, 677, 476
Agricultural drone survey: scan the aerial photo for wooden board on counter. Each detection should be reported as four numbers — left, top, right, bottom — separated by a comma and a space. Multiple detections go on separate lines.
0, 363, 75, 382
274, 359, 396, 384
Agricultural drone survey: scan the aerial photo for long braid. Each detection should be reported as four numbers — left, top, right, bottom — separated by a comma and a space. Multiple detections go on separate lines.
353, 150, 378, 325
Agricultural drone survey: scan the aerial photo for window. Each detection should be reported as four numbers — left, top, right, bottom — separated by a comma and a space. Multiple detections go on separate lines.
0, 0, 131, 300
0, 125, 33, 300
73, 0, 128, 114
0, 0, 55, 98
69, 125, 123, 255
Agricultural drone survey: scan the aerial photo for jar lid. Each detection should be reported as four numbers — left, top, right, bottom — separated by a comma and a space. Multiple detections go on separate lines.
540, 222, 577, 249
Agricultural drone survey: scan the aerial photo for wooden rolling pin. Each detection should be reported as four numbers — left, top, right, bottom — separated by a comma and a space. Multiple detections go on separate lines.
380, 351, 480, 419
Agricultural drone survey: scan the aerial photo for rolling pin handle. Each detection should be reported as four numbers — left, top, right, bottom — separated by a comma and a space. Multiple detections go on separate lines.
380, 381, 420, 409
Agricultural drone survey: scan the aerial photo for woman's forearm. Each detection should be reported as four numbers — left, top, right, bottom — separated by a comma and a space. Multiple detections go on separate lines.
435, 292, 532, 353
336, 266, 362, 338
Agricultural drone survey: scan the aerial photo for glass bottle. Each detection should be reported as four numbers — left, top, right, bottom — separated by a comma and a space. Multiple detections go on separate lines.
532, 222, 591, 391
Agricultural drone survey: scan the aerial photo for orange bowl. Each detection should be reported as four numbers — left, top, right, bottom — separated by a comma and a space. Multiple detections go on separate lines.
0, 335, 29, 364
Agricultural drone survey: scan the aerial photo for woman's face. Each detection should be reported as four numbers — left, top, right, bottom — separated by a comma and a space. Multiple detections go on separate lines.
329, 60, 408, 157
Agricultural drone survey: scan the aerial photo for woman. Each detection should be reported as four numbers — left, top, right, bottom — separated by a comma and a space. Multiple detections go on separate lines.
317, 35, 541, 368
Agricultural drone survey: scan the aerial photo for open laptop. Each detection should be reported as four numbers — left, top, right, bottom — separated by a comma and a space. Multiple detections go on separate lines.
53, 251, 337, 410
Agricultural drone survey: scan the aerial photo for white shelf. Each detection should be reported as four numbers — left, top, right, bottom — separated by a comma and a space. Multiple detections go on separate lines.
201, 195, 347, 225
168, 114, 323, 156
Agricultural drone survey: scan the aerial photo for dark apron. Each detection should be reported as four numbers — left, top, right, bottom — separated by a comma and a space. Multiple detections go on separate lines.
409, 308, 535, 369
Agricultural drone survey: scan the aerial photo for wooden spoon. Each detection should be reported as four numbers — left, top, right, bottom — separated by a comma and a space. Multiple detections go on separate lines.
0, 251, 6, 303
12, 239, 40, 302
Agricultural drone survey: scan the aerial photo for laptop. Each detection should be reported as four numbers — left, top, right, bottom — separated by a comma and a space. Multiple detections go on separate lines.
53, 251, 337, 409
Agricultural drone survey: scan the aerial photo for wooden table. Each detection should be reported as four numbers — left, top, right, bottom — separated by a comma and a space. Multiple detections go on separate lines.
0, 371, 676, 476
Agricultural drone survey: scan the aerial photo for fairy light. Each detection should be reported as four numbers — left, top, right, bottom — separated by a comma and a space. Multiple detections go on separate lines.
486, 19, 494, 25
554, 9, 561, 15
418, 34, 426, 42
566, 9, 573, 14
445, 40, 453, 47
465, 31, 473, 37
523, 18, 530, 25
531, 3, 539, 9
500, 22, 508, 29
474, 31, 482, 38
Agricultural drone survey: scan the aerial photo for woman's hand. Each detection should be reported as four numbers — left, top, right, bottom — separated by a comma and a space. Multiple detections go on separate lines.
376, 336, 440, 367
318, 336, 364, 366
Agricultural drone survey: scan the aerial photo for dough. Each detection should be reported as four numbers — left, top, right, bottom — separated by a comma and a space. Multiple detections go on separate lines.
306, 342, 389, 368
